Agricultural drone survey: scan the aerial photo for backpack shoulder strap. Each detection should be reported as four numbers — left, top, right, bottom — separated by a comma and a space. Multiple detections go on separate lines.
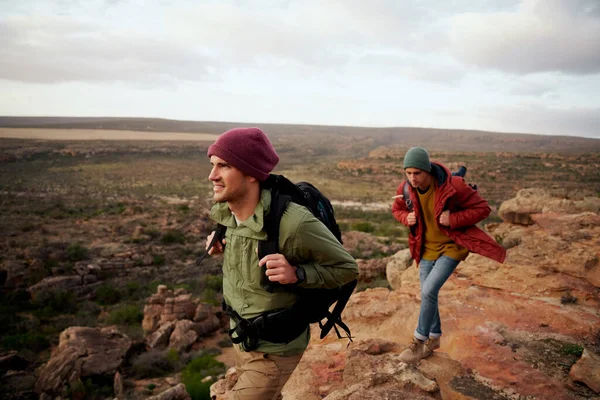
259, 173, 302, 259
196, 223, 227, 266
258, 190, 291, 292
264, 174, 305, 201
402, 181, 413, 212
258, 192, 291, 259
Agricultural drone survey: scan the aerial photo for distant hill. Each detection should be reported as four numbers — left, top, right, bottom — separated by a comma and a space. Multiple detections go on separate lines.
1, 116, 598, 153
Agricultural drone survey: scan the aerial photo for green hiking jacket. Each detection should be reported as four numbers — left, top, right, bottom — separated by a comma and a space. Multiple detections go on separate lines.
210, 189, 358, 355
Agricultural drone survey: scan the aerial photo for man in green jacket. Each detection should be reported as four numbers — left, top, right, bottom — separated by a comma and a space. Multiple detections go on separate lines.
205, 127, 358, 400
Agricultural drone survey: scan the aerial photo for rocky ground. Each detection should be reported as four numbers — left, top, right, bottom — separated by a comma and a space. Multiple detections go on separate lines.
1, 137, 599, 399
263, 189, 599, 400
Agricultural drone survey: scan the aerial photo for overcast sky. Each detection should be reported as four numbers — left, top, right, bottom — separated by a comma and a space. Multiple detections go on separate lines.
1, 0, 599, 138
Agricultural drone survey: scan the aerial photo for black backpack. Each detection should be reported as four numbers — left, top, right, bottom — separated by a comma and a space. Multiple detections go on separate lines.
402, 165, 477, 212
199, 174, 357, 350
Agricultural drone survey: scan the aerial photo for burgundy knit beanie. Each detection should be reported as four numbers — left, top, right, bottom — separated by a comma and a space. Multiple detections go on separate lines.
207, 127, 279, 181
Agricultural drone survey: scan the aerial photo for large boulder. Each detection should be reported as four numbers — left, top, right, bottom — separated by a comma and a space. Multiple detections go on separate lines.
28, 276, 82, 301
146, 383, 191, 400
498, 188, 600, 225
210, 367, 238, 400
385, 249, 413, 290
331, 339, 439, 396
35, 326, 132, 396
569, 348, 600, 393
147, 321, 176, 349
169, 320, 198, 352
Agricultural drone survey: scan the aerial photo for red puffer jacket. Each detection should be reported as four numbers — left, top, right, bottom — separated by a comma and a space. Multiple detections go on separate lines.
392, 162, 506, 264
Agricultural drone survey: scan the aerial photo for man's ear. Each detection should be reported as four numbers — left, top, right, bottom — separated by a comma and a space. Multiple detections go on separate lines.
246, 175, 258, 183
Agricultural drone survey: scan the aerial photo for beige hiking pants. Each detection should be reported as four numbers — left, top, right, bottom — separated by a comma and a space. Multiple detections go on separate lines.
230, 345, 304, 400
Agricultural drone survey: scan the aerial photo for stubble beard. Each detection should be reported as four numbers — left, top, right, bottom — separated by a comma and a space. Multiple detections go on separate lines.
213, 181, 247, 204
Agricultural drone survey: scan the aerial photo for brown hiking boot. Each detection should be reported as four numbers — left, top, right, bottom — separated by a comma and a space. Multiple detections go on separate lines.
422, 337, 440, 358
399, 338, 425, 364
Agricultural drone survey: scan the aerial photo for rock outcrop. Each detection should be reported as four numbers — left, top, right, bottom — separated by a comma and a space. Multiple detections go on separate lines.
143, 285, 222, 350
498, 188, 600, 225
146, 383, 191, 400
385, 249, 413, 290
569, 348, 600, 393
35, 326, 132, 396
323, 339, 439, 399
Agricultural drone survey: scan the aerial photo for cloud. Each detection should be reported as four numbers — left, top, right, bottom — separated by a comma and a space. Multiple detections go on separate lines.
0, 15, 217, 86
483, 103, 600, 137
352, 52, 466, 84
507, 79, 556, 97
449, 0, 600, 75
0, 1, 464, 85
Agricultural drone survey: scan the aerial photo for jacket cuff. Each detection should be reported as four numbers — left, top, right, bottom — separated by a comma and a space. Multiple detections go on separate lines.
297, 263, 318, 288
449, 214, 457, 229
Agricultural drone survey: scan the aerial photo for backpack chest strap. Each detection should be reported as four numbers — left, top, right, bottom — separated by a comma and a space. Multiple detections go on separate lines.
258, 194, 291, 292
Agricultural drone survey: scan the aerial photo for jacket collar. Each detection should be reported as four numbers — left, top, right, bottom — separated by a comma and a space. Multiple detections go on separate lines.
430, 162, 456, 209
210, 189, 272, 234
430, 162, 448, 187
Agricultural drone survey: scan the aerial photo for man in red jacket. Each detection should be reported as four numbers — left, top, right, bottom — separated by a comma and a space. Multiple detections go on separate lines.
392, 147, 506, 364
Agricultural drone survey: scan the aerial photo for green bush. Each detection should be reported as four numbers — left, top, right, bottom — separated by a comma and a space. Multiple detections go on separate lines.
95, 284, 121, 305
73, 301, 101, 326
33, 290, 78, 317
201, 288, 220, 306
106, 304, 143, 326
375, 223, 408, 237
65, 377, 114, 399
1, 333, 50, 352
167, 348, 181, 364
148, 280, 163, 294
123, 281, 152, 301
202, 275, 223, 292
2, 289, 32, 309
184, 381, 213, 400
131, 349, 183, 379
146, 228, 161, 239
0, 306, 21, 336
95, 282, 152, 306
161, 230, 186, 245
561, 343, 584, 356
350, 222, 375, 233
182, 355, 226, 400
338, 222, 349, 232
66, 242, 89, 261
153, 254, 166, 265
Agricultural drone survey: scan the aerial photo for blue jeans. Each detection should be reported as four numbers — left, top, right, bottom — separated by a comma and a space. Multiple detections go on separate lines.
414, 256, 460, 341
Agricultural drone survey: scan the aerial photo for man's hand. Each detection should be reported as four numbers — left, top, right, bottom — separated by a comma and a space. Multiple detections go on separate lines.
439, 210, 450, 226
259, 254, 298, 284
407, 212, 417, 226
206, 231, 226, 255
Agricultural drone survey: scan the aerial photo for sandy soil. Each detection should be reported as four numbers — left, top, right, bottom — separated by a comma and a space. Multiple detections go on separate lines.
0, 128, 219, 141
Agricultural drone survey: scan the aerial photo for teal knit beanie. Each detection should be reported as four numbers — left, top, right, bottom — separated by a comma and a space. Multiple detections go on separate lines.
403, 147, 431, 172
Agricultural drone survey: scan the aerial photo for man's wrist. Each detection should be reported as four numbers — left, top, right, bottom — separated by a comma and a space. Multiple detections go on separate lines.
294, 266, 306, 285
